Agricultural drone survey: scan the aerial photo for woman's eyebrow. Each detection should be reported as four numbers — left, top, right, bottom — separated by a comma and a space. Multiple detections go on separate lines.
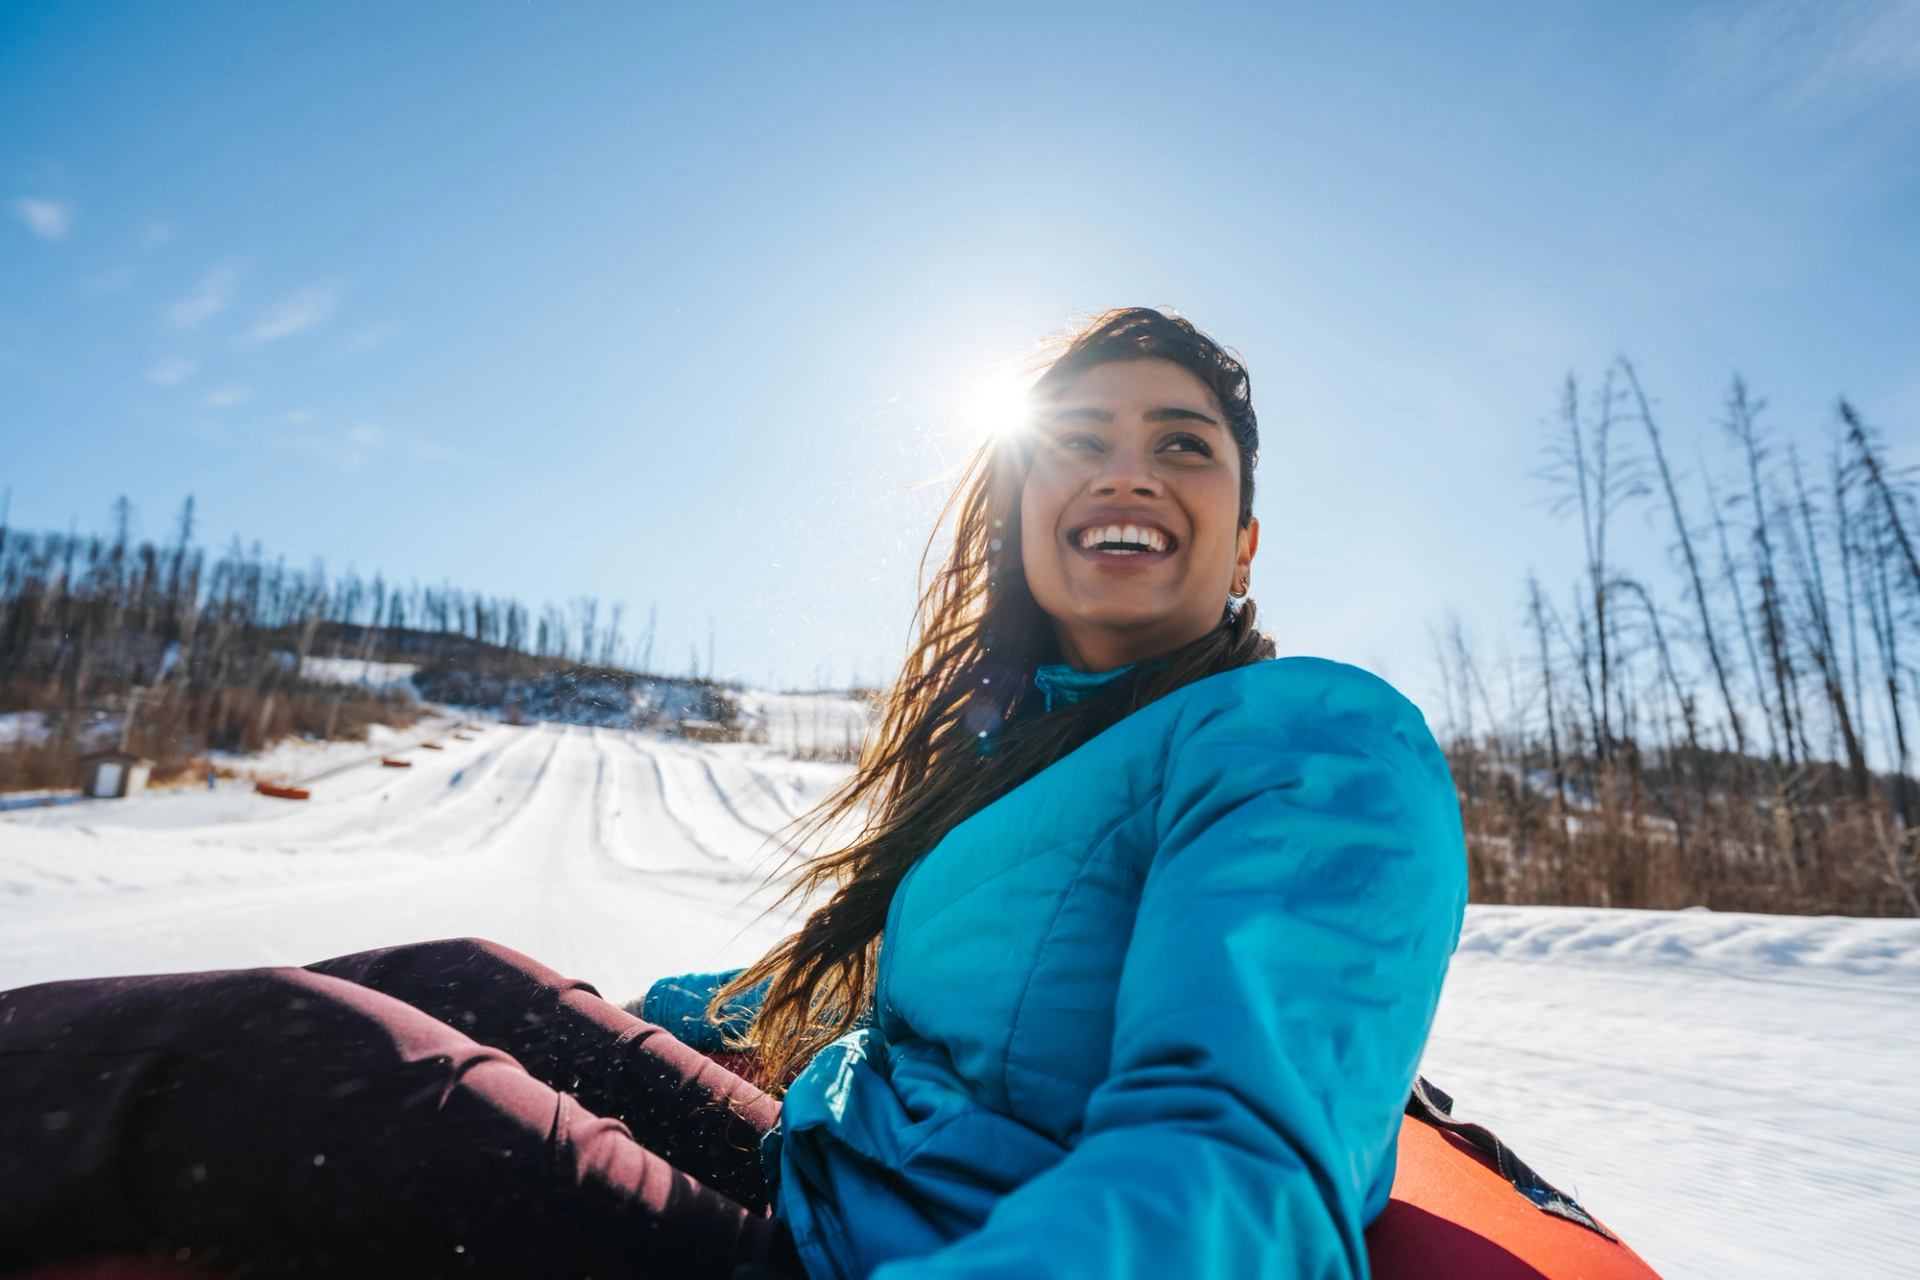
1045, 406, 1223, 427
1143, 406, 1223, 428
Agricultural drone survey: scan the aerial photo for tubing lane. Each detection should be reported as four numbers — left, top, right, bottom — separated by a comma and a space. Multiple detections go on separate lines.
247, 725, 546, 856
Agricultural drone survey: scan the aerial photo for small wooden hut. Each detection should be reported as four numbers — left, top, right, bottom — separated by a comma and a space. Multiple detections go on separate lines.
80, 749, 154, 799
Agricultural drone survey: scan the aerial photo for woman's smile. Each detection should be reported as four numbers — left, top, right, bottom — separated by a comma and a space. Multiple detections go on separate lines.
1058, 510, 1184, 580
1069, 516, 1177, 557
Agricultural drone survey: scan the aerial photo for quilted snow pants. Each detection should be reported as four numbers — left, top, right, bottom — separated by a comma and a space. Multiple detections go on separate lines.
0, 937, 805, 1280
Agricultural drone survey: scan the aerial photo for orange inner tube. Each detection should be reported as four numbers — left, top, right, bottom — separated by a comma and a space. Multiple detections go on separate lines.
1367, 1117, 1662, 1278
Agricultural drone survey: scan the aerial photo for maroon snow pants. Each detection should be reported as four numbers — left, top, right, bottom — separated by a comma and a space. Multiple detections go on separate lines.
0, 938, 806, 1280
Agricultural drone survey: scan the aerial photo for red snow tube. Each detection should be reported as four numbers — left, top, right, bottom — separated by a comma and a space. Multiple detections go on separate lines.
379, 757, 412, 768
1368, 1106, 1661, 1278
252, 782, 310, 801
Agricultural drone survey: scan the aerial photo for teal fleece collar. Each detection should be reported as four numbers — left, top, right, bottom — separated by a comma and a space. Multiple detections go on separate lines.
1032, 661, 1138, 712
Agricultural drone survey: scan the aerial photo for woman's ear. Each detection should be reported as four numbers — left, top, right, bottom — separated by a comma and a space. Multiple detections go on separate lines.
1237, 517, 1260, 578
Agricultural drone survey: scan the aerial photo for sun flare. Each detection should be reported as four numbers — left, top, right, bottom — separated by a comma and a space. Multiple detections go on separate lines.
960, 367, 1036, 448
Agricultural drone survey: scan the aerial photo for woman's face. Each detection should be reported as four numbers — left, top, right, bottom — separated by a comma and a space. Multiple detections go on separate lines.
1019, 357, 1258, 671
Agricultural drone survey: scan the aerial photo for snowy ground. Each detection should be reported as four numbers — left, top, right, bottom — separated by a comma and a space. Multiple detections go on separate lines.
0, 708, 123, 750
2, 721, 1916, 1279
298, 655, 422, 691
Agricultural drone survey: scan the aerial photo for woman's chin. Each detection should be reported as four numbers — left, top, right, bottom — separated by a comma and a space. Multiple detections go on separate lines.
1056, 609, 1200, 663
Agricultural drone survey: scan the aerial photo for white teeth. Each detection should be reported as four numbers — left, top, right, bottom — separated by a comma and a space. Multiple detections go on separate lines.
1077, 523, 1170, 552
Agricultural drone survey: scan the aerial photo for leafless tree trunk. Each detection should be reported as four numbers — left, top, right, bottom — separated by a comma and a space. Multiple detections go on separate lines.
1613, 577, 1699, 756
1783, 445, 1869, 797
1527, 573, 1570, 826
1704, 466, 1779, 767
1726, 377, 1806, 769
1623, 358, 1746, 756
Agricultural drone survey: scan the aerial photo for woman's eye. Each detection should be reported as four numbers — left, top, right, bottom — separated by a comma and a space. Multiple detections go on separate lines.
1163, 433, 1213, 456
1054, 433, 1103, 452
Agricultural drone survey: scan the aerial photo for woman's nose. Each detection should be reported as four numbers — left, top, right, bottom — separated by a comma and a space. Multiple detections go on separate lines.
1091, 447, 1162, 497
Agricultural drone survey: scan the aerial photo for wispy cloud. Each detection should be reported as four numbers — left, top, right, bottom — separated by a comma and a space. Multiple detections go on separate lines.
1679, 0, 1920, 118
342, 422, 451, 467
146, 358, 198, 387
243, 284, 341, 344
12, 197, 72, 242
278, 421, 450, 471
334, 322, 399, 358
1824, 2, 1920, 101
165, 264, 240, 329
281, 409, 314, 425
200, 384, 254, 409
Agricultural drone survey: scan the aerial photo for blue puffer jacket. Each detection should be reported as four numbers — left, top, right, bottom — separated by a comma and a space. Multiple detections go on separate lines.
644, 657, 1467, 1279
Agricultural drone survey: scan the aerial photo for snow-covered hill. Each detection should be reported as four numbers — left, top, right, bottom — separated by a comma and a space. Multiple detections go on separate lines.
2, 721, 1915, 1279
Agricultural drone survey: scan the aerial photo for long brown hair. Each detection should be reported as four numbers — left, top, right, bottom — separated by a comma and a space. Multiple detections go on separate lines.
712, 307, 1276, 1089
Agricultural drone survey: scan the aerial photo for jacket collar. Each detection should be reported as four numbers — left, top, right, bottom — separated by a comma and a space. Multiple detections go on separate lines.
1032, 661, 1138, 713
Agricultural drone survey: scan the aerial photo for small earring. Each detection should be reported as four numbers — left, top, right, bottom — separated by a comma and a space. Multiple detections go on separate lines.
1232, 577, 1250, 597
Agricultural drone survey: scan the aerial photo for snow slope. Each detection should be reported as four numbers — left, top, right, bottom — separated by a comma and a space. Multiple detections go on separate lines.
298, 655, 422, 690
735, 687, 875, 758
2, 721, 1916, 1279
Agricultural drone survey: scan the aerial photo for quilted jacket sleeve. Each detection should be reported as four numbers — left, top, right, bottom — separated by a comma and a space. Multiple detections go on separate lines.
872, 661, 1468, 1280
639, 968, 767, 1053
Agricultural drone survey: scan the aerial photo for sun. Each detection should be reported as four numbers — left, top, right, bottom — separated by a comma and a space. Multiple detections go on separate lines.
959, 365, 1036, 449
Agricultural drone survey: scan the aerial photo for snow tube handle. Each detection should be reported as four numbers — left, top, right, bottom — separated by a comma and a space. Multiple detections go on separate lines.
1405, 1076, 1615, 1240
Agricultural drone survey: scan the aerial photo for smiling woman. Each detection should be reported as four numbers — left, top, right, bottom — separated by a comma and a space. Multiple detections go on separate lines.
691, 308, 1469, 1279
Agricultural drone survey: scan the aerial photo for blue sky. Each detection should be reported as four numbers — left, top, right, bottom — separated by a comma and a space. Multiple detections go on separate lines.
3, 1, 1917, 700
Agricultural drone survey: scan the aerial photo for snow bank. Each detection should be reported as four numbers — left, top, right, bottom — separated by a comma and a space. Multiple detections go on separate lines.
299, 655, 422, 690
735, 688, 874, 758
209, 719, 426, 784
0, 709, 124, 751
1457, 903, 1920, 984
0, 712, 49, 748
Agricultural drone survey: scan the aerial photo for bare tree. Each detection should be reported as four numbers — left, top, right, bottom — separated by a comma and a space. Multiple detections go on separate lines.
1527, 572, 1571, 823
1783, 444, 1868, 796
1623, 358, 1746, 755
1726, 377, 1808, 768
1542, 370, 1646, 763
